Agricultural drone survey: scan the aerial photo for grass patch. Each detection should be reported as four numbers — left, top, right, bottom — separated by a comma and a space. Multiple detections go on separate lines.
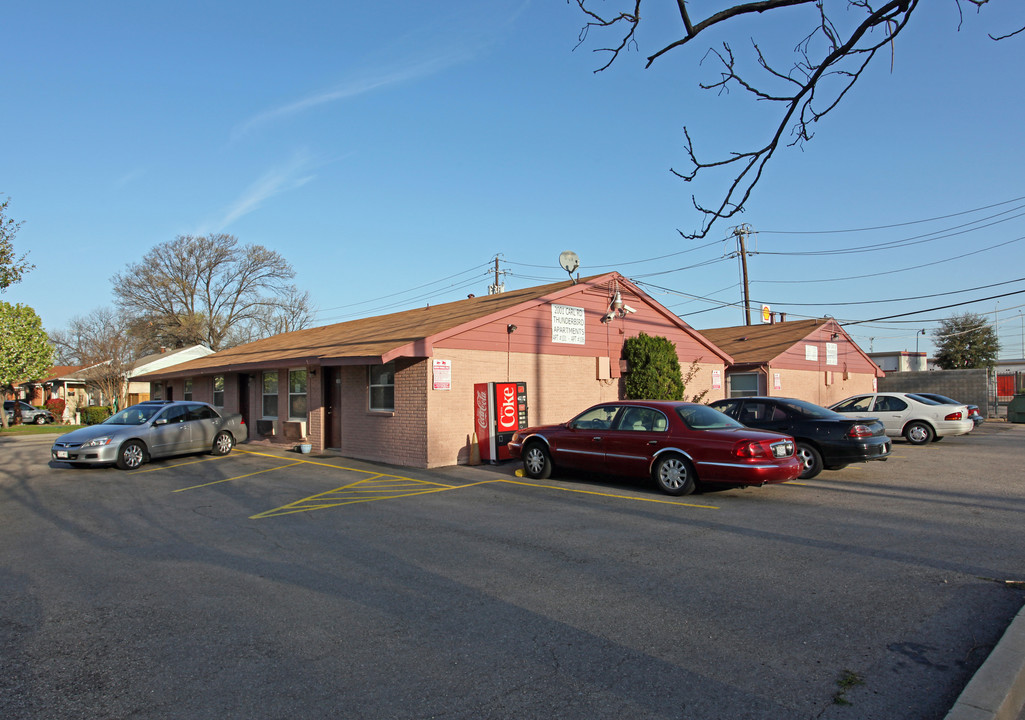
1, 424, 82, 436
833, 669, 865, 705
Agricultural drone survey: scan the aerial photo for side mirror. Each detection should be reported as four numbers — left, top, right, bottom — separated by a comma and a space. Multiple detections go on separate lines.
154, 418, 167, 426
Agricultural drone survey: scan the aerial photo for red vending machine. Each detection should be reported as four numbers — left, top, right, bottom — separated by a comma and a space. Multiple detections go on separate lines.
474, 381, 528, 462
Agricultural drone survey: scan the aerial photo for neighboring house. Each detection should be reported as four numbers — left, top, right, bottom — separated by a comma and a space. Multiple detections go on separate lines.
868, 350, 928, 373
698, 318, 884, 405
9, 366, 88, 409
126, 345, 214, 405
136, 273, 733, 468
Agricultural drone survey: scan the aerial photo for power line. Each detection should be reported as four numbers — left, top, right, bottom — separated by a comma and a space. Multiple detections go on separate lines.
757, 193, 1025, 234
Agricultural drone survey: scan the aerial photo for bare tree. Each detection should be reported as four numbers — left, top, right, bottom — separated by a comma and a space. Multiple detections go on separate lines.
111, 234, 315, 352
571, 0, 1015, 239
55, 308, 135, 409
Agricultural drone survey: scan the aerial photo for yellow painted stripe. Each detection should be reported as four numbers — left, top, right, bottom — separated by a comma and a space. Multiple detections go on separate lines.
495, 479, 720, 509
174, 460, 307, 491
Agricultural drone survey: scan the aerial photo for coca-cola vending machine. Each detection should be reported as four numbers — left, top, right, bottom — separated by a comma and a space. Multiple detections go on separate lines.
474, 381, 528, 462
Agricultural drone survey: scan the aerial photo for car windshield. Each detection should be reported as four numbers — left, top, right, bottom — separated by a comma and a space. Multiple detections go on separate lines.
677, 405, 743, 430
104, 404, 165, 425
777, 398, 846, 420
906, 394, 941, 406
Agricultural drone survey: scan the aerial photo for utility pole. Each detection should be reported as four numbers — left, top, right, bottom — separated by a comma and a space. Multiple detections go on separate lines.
732, 224, 753, 326
489, 255, 506, 295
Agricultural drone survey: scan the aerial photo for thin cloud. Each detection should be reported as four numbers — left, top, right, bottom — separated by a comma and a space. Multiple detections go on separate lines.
230, 48, 472, 142
199, 151, 317, 233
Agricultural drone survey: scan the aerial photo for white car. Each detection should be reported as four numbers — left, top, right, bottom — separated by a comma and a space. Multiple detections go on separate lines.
830, 393, 974, 445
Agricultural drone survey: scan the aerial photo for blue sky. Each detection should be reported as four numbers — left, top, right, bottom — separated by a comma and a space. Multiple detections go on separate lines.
3, 1, 1024, 359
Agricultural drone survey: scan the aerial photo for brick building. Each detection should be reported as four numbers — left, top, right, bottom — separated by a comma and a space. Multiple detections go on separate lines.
136, 273, 732, 468
699, 318, 883, 405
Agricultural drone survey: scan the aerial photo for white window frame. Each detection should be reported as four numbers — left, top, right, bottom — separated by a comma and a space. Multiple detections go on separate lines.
212, 375, 224, 408
184, 378, 193, 401
288, 369, 308, 420
369, 362, 395, 412
262, 371, 278, 418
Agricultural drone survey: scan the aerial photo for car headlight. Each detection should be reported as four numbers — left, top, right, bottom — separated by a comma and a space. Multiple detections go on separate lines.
83, 436, 114, 447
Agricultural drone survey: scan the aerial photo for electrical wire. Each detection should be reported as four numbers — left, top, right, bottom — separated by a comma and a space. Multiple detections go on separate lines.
757, 194, 1025, 234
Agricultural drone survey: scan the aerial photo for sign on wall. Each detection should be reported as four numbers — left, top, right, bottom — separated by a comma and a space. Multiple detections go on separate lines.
551, 304, 586, 345
712, 369, 721, 390
805, 345, 818, 361
432, 359, 451, 391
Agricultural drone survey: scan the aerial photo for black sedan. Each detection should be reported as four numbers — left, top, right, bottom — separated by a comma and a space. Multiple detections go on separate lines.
708, 397, 891, 479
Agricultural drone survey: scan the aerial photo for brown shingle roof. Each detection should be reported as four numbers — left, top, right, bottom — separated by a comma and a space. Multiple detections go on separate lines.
137, 274, 614, 379
699, 319, 830, 364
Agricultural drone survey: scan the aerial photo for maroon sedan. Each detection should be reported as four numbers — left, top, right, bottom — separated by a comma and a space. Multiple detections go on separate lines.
507, 400, 802, 496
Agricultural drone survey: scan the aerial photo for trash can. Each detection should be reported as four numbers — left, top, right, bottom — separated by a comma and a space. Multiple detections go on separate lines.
1008, 393, 1025, 423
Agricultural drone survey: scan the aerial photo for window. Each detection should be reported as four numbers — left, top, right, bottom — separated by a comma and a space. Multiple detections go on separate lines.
570, 405, 619, 430
213, 375, 224, 407
369, 362, 395, 412
288, 369, 308, 419
263, 372, 278, 418
188, 404, 218, 421
615, 407, 669, 432
728, 372, 760, 398
184, 378, 193, 401
157, 404, 189, 424
151, 384, 163, 401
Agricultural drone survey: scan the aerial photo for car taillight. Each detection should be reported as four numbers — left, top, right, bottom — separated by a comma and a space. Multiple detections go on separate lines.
969, 408, 980, 417
734, 440, 773, 459
944, 411, 963, 421
847, 424, 874, 438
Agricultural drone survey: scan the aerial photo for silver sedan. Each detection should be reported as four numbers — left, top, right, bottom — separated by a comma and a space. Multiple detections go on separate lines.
51, 400, 248, 470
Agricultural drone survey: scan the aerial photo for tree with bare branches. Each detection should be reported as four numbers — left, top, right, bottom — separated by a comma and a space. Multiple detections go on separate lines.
570, 0, 1017, 239
111, 234, 315, 352
50, 308, 135, 410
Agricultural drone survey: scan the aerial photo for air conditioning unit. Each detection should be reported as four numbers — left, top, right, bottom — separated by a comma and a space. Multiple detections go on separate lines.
255, 419, 276, 436
282, 420, 307, 441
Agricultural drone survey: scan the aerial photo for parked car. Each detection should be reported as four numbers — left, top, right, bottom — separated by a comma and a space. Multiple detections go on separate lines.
708, 396, 891, 480
829, 392, 974, 445
507, 400, 801, 496
51, 400, 247, 470
4, 400, 55, 425
912, 393, 984, 428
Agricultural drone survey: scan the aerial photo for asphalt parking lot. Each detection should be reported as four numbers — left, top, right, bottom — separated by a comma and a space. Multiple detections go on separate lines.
2, 423, 1024, 719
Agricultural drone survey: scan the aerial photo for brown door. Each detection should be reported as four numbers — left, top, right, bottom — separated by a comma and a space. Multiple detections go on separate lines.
237, 374, 250, 429
323, 367, 340, 449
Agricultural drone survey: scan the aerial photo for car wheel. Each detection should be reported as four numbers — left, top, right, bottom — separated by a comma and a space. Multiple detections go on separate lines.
653, 454, 696, 496
116, 440, 147, 470
904, 422, 934, 445
795, 443, 823, 480
824, 463, 849, 471
522, 442, 552, 479
212, 431, 234, 456
34, 415, 47, 425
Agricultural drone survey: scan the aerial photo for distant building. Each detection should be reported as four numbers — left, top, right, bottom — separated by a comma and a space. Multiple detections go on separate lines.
867, 351, 928, 373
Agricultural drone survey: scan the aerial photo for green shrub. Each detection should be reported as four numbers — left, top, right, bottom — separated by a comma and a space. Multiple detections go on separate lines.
623, 333, 684, 400
80, 406, 112, 425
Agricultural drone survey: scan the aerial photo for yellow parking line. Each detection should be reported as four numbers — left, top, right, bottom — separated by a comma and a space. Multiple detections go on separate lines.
174, 460, 308, 491
251, 475, 464, 519
499, 479, 720, 509
129, 455, 231, 474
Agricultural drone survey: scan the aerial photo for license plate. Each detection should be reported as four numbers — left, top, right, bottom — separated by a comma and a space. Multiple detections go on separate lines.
773, 444, 787, 457
56, 450, 68, 459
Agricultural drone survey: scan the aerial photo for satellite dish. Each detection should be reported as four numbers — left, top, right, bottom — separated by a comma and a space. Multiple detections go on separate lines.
559, 251, 580, 283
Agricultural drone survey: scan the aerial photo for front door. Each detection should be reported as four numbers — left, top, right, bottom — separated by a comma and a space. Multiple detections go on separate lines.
323, 366, 341, 450
237, 374, 250, 430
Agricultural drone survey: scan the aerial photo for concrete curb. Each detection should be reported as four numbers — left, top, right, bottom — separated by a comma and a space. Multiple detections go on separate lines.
945, 600, 1025, 720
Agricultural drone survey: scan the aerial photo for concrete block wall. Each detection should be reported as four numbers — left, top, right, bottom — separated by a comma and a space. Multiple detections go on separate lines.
878, 369, 989, 417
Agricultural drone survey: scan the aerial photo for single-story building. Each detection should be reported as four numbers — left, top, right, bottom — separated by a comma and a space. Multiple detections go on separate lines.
698, 317, 883, 405
10, 365, 88, 408
126, 345, 214, 405
136, 273, 733, 468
